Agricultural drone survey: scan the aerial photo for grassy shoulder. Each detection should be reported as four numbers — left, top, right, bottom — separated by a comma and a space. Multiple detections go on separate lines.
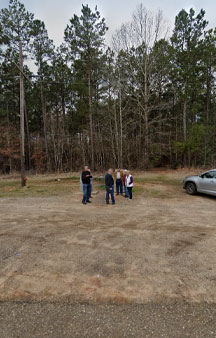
0, 173, 183, 199
0, 176, 80, 198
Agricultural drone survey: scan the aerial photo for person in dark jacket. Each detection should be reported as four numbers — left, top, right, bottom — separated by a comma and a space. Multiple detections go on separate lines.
81, 166, 92, 204
105, 169, 115, 205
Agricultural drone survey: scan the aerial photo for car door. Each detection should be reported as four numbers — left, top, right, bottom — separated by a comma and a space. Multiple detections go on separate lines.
198, 171, 216, 194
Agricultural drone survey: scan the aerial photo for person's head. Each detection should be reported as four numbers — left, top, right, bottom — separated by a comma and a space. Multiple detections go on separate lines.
84, 166, 89, 171
126, 170, 130, 176
108, 168, 113, 175
117, 167, 120, 171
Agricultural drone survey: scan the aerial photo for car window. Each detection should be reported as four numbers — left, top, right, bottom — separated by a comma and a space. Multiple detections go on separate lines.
211, 171, 216, 179
202, 171, 216, 179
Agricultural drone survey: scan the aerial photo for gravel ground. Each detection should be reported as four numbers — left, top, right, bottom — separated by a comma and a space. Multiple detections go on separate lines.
0, 301, 216, 338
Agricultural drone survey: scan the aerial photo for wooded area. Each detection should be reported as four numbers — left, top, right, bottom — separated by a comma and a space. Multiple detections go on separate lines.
1, 0, 216, 173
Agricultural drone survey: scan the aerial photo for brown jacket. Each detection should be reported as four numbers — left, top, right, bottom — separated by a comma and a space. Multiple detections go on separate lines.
114, 169, 124, 181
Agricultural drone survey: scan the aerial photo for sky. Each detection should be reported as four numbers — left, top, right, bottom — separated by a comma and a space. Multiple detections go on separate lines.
1, 0, 216, 47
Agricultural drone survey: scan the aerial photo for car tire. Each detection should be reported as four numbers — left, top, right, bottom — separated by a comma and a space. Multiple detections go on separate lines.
186, 182, 197, 195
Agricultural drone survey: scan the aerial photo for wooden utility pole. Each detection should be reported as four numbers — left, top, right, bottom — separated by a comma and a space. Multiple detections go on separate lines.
19, 41, 26, 187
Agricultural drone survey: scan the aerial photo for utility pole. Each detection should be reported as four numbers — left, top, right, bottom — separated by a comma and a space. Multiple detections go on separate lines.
19, 41, 26, 187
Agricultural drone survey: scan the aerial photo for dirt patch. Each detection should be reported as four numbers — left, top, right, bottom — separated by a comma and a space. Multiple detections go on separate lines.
0, 171, 216, 304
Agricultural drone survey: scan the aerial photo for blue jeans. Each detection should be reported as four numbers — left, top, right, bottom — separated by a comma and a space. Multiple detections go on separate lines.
116, 179, 123, 194
106, 186, 115, 204
89, 183, 92, 197
82, 183, 91, 203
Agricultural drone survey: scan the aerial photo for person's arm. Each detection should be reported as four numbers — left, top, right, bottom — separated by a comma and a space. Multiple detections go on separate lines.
110, 176, 114, 190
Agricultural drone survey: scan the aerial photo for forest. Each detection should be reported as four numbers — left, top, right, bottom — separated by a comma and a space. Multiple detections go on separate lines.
1, 0, 216, 173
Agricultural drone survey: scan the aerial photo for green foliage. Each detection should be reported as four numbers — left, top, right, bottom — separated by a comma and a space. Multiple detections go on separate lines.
1, 2, 216, 172
174, 124, 207, 154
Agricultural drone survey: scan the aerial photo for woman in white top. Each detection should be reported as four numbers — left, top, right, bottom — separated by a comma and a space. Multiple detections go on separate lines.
125, 171, 134, 200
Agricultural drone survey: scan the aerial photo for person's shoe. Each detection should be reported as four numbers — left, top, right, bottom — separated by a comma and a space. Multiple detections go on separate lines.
82, 201, 86, 205
125, 195, 128, 198
86, 200, 91, 203
106, 202, 109, 205
116, 193, 119, 195
112, 202, 115, 205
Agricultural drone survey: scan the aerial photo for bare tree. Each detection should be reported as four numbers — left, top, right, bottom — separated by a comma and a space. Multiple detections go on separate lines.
112, 4, 170, 167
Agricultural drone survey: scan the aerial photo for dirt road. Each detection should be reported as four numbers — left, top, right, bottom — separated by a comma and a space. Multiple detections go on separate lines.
0, 171, 216, 336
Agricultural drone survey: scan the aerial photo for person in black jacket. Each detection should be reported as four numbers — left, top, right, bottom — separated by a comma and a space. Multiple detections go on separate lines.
105, 169, 115, 205
81, 166, 92, 204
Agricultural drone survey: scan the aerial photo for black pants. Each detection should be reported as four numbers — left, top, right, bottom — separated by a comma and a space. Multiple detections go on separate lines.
127, 187, 133, 199
116, 179, 123, 194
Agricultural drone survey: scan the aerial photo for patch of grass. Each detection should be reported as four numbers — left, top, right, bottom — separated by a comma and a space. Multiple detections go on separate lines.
47, 176, 80, 183
133, 186, 144, 193
35, 189, 48, 193
0, 177, 80, 198
93, 177, 105, 182
98, 184, 105, 190
0, 180, 20, 189
135, 176, 181, 187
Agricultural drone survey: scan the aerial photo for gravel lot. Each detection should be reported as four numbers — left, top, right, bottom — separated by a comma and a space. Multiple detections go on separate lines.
0, 301, 216, 338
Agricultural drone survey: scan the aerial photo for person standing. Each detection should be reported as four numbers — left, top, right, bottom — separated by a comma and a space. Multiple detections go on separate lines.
114, 167, 124, 195
125, 171, 134, 200
105, 169, 115, 205
123, 170, 129, 198
81, 166, 92, 204
89, 169, 93, 198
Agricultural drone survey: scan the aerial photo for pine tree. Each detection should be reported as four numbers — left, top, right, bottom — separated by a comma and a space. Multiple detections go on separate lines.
171, 8, 208, 165
64, 4, 108, 169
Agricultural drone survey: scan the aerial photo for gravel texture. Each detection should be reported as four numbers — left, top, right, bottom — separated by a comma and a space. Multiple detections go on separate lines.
0, 301, 216, 338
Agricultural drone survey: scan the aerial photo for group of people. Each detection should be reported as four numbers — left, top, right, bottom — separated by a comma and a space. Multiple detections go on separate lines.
81, 166, 134, 205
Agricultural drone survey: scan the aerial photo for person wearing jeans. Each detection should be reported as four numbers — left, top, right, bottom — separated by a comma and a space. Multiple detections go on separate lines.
105, 169, 115, 205
81, 166, 92, 204
114, 167, 124, 195
82, 183, 91, 204
125, 171, 134, 200
123, 170, 129, 198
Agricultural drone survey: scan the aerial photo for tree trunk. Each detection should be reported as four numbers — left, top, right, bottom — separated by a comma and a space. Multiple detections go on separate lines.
88, 61, 94, 170
183, 100, 187, 166
19, 42, 26, 187
24, 104, 31, 170
114, 105, 119, 166
144, 56, 149, 168
6, 100, 12, 173
118, 71, 123, 168
40, 81, 49, 171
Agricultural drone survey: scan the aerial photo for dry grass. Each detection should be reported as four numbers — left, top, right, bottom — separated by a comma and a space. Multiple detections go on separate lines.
0, 169, 216, 304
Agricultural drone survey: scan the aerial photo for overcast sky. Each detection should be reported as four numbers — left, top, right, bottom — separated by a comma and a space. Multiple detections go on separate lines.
1, 0, 216, 47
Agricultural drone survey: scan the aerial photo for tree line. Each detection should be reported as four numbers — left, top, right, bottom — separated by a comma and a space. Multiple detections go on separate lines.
1, 0, 216, 173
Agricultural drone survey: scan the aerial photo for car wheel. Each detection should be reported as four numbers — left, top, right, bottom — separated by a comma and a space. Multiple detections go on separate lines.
186, 182, 197, 195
